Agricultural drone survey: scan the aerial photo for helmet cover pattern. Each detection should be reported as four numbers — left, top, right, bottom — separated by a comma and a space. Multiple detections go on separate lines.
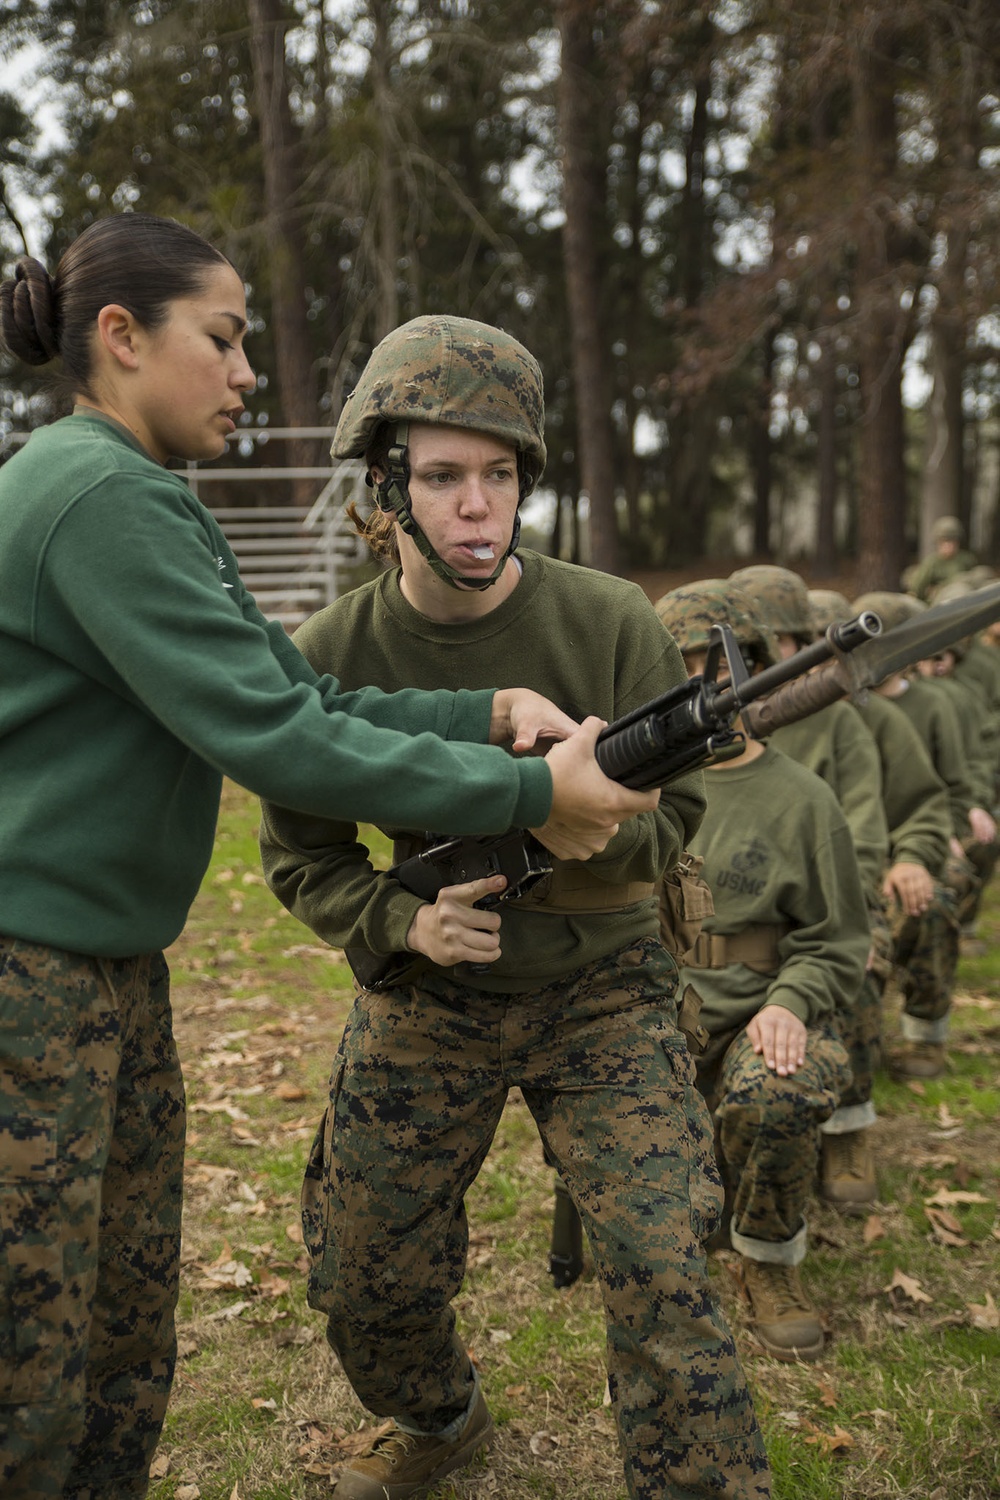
655, 579, 778, 668
730, 564, 813, 642
332, 314, 546, 483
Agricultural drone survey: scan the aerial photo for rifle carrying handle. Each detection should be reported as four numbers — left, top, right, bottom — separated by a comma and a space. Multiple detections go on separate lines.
739, 657, 849, 738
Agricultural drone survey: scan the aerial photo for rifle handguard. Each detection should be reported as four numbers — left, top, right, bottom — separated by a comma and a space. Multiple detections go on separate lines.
739, 657, 852, 737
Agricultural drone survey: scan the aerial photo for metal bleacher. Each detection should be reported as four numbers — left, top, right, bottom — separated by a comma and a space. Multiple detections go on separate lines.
179, 431, 369, 629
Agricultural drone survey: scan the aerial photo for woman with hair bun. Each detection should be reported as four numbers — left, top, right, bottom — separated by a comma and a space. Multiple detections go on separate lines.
0, 213, 656, 1498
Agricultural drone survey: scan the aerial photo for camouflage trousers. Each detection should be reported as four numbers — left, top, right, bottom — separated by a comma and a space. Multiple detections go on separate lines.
696, 1026, 850, 1253
0, 937, 184, 1499
303, 940, 771, 1499
948, 842, 991, 929
832, 898, 892, 1123
891, 881, 961, 1025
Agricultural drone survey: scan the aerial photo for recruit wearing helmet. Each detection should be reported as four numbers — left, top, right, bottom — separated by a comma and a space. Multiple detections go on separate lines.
730, 564, 813, 646
655, 579, 778, 671
807, 588, 852, 640
332, 314, 546, 591
852, 591, 926, 634
930, 516, 964, 545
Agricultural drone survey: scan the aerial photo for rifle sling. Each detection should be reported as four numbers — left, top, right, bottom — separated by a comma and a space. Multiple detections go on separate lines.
684, 923, 790, 975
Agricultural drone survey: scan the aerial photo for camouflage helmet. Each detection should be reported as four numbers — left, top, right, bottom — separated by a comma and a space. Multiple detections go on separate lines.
730, 564, 812, 643
332, 314, 546, 484
930, 515, 964, 544
655, 579, 778, 669
852, 590, 925, 633
808, 588, 852, 639
925, 577, 975, 655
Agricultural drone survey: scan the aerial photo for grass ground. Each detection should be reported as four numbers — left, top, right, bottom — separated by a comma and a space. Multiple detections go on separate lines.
150, 782, 1000, 1500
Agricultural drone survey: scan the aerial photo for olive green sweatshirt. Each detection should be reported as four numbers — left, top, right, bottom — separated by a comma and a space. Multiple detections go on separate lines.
0, 414, 552, 957
928, 676, 994, 810
769, 700, 889, 899
259, 551, 706, 992
853, 695, 950, 876
884, 676, 976, 837
678, 746, 869, 1038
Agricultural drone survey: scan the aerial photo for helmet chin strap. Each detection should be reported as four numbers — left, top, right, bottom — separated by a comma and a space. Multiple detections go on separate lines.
374, 423, 524, 592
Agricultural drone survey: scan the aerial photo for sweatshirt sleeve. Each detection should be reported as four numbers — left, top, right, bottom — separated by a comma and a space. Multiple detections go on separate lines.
35, 473, 551, 834
763, 821, 870, 1027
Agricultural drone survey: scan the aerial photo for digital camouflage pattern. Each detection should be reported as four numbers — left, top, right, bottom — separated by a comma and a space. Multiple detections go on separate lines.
852, 590, 926, 634
697, 1025, 850, 1248
891, 883, 962, 1023
807, 588, 852, 638
729, 565, 813, 643
0, 938, 183, 1499
302, 939, 771, 1500
654, 580, 778, 669
331, 314, 547, 482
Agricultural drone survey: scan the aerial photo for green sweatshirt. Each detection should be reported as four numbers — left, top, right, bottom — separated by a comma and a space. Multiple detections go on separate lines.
885, 676, 976, 837
677, 746, 869, 1038
259, 551, 706, 992
853, 695, 950, 876
769, 700, 889, 899
907, 549, 978, 603
955, 638, 1000, 721
929, 676, 994, 810
0, 414, 552, 957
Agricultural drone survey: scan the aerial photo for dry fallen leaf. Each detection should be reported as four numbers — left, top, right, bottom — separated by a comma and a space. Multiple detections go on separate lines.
149, 1453, 171, 1479
884, 1268, 933, 1305
274, 1081, 308, 1101
924, 1206, 969, 1248
968, 1292, 999, 1331
529, 1431, 560, 1458
863, 1214, 886, 1245
816, 1377, 838, 1409
176, 1487, 201, 1500
285, 1222, 305, 1244
936, 1102, 961, 1129
802, 1420, 855, 1455
204, 1299, 252, 1322
924, 1187, 990, 1208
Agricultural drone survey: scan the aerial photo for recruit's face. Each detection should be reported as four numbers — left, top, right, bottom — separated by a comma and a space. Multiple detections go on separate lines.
399, 423, 520, 588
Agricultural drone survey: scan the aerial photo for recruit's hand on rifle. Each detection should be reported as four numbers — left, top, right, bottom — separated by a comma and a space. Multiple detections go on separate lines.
531, 718, 660, 861
489, 688, 579, 752
406, 873, 506, 967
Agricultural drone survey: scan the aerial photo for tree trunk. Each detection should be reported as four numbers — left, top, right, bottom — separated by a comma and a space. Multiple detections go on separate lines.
920, 310, 966, 549
555, 0, 620, 575
815, 334, 839, 575
248, 0, 322, 498
370, 0, 401, 339
851, 21, 909, 592
749, 334, 775, 556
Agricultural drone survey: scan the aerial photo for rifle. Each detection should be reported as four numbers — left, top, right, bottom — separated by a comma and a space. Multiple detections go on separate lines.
345, 609, 881, 989
740, 580, 1000, 738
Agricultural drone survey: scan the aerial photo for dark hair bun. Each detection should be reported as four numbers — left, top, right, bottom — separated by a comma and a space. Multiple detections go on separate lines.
0, 257, 60, 366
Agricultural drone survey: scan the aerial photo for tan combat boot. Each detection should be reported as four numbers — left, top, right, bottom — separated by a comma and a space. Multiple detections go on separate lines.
741, 1259, 825, 1362
333, 1388, 494, 1499
890, 1040, 947, 1079
819, 1129, 877, 1213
